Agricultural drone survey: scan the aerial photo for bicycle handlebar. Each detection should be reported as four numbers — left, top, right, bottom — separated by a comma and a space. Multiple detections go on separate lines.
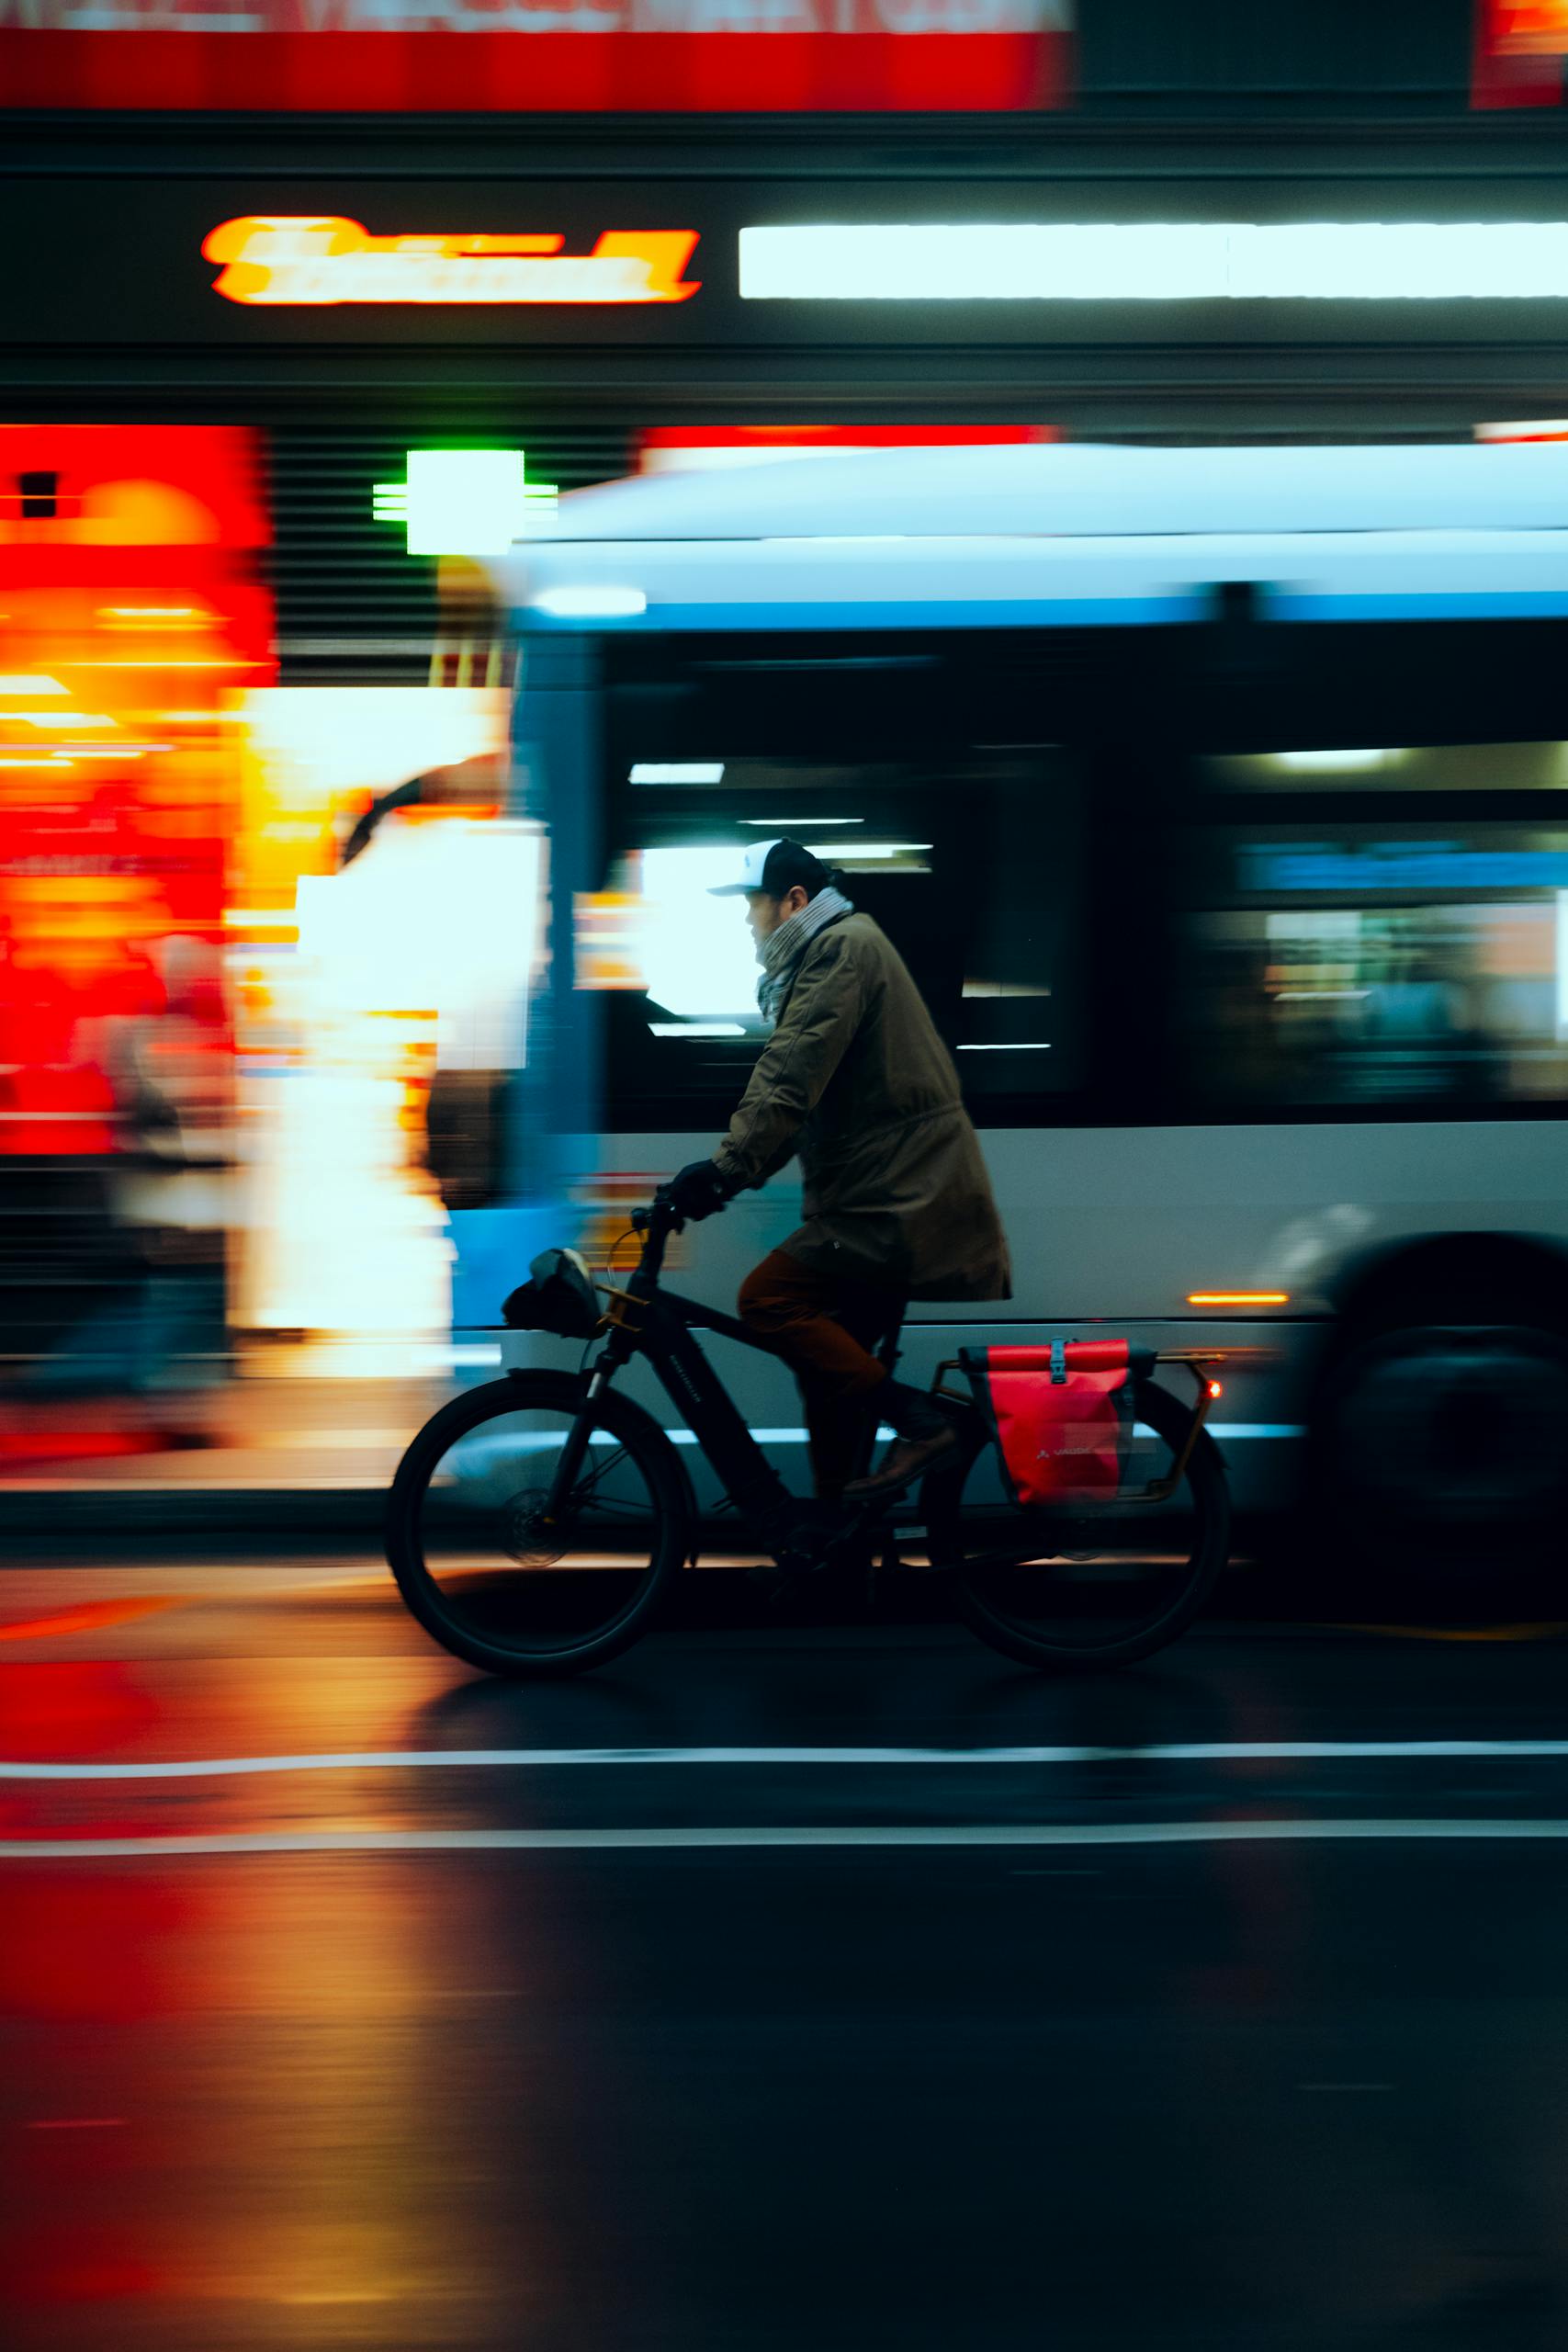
629, 1182, 729, 1287
629, 1190, 682, 1283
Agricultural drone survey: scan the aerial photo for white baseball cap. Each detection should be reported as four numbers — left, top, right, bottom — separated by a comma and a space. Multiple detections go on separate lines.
707, 837, 827, 897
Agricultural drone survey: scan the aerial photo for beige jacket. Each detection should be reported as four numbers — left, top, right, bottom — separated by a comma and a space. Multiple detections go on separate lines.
714, 910, 1011, 1303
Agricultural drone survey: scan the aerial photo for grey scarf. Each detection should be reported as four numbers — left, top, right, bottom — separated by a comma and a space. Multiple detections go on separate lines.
756, 886, 855, 1026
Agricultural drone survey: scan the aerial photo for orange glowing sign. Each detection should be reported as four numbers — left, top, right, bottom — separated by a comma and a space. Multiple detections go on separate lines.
203, 217, 701, 306
1487, 0, 1568, 51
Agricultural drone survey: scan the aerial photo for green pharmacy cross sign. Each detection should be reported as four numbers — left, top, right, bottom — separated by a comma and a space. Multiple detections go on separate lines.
373, 448, 559, 556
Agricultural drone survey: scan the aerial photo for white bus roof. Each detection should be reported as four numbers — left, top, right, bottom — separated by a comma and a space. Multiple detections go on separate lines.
492, 440, 1568, 631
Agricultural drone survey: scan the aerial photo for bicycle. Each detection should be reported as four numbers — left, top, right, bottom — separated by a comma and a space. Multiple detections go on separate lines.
387, 1193, 1233, 1678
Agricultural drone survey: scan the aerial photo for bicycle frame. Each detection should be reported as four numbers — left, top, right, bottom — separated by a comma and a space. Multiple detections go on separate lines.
539, 1198, 1261, 1540
542, 1200, 856, 1534
396, 1201, 1237, 1677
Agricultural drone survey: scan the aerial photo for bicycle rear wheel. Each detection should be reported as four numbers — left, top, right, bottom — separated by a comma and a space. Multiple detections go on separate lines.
922, 1379, 1229, 1670
387, 1372, 689, 1678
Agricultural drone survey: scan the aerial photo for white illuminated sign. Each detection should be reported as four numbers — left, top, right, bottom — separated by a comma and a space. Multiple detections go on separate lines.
739, 221, 1568, 302
532, 585, 648, 618
373, 448, 557, 556
630, 762, 726, 783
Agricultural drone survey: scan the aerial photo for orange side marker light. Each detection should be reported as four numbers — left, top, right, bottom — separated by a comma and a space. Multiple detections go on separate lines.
1186, 1291, 1290, 1308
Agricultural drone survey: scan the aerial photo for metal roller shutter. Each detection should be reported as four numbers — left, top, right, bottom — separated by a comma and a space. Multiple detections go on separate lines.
265, 422, 635, 681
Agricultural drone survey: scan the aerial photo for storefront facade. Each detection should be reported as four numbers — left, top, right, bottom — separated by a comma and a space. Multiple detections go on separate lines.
8, 0, 1568, 1373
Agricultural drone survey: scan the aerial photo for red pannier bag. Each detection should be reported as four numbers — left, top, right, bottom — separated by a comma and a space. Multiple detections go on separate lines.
959, 1340, 1155, 1509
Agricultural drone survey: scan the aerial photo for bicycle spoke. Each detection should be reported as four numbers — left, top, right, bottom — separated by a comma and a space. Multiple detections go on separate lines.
570, 1447, 637, 1503
411, 1396, 669, 1658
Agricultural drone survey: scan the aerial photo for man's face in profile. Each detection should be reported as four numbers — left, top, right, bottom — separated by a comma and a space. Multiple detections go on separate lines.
744, 887, 806, 955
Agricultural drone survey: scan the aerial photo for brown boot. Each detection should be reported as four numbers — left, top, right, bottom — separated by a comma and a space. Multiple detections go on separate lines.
843, 1420, 957, 1501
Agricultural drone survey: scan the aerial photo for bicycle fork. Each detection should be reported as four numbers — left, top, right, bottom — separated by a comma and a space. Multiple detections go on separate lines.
539, 1363, 613, 1527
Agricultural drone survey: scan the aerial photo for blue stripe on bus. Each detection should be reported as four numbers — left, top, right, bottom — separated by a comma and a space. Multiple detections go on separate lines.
1274, 590, 1568, 622
525, 595, 1206, 632
526, 589, 1568, 633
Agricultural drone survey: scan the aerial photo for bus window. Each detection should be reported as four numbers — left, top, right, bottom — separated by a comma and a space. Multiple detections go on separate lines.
591, 746, 1086, 1131
1203, 742, 1568, 793
1177, 820, 1568, 1110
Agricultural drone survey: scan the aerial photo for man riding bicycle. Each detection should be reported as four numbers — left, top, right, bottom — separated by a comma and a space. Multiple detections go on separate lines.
665, 837, 1010, 1503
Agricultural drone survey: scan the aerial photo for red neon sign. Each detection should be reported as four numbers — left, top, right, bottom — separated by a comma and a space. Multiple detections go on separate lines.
0, 0, 1071, 111
639, 424, 1059, 469
0, 425, 268, 1160
203, 217, 701, 306
1474, 0, 1566, 105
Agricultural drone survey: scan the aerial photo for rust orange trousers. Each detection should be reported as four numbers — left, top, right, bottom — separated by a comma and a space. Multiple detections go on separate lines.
738, 1248, 903, 1500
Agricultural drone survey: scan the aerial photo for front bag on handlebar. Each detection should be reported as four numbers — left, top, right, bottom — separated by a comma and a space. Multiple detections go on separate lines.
502, 1247, 602, 1340
960, 1340, 1156, 1508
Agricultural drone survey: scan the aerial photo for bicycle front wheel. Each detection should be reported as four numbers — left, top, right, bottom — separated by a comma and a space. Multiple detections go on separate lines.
387, 1373, 689, 1678
923, 1379, 1230, 1671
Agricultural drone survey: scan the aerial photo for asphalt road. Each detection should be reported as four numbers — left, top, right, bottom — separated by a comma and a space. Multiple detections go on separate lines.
6, 1557, 1568, 2351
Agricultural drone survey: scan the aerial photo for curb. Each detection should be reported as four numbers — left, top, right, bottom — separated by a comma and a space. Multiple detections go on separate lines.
0, 1485, 387, 1545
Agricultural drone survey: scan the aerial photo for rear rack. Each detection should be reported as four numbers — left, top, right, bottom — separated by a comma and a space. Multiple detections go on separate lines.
931, 1341, 1278, 1396
931, 1343, 1281, 1510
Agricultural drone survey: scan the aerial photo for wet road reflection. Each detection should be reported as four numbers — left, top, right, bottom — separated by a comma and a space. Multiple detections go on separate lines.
5, 1565, 1568, 2349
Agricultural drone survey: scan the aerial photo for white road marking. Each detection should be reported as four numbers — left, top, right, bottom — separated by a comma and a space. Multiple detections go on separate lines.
0, 1476, 387, 1493
9, 1739, 1568, 1783
665, 1424, 1303, 1443
7, 1818, 1568, 1860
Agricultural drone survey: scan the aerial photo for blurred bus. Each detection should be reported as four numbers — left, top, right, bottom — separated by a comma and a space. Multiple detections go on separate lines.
473, 441, 1568, 1566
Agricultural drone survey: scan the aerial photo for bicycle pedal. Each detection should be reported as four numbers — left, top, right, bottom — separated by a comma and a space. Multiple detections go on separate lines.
757, 1511, 871, 1588
761, 1499, 837, 1572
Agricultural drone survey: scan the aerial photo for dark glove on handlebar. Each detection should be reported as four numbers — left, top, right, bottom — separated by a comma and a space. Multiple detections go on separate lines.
668, 1159, 730, 1224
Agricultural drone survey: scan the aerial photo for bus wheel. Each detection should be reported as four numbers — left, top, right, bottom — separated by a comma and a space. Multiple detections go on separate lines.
1315, 1322, 1568, 1577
